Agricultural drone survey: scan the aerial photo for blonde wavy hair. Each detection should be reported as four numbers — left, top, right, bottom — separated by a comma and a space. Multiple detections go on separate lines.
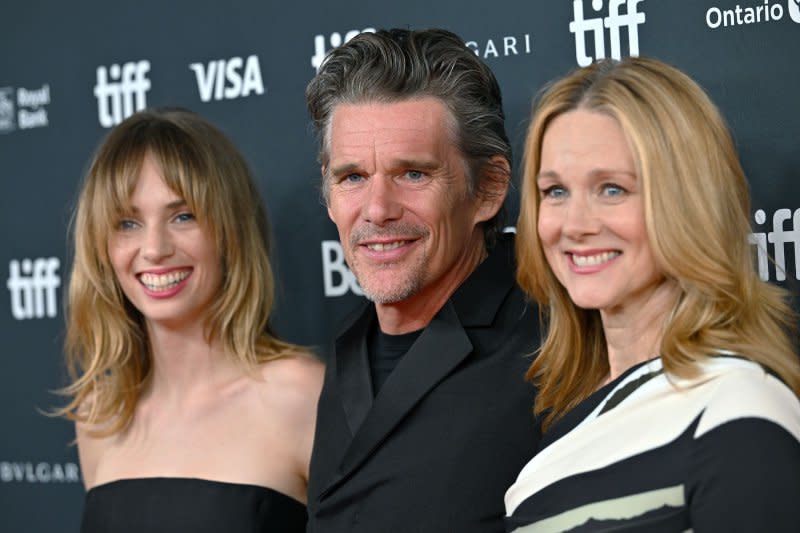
517, 57, 800, 431
57, 108, 300, 435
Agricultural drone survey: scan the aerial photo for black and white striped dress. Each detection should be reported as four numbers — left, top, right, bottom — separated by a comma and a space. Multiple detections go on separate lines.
505, 355, 800, 532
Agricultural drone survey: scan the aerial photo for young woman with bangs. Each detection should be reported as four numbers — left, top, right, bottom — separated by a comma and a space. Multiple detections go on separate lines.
58, 108, 323, 533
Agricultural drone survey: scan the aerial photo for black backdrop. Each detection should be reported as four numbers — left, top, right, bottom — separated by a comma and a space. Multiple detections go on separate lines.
2, 1, 799, 530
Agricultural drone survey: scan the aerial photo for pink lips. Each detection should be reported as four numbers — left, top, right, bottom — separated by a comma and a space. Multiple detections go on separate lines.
566, 250, 621, 274
137, 268, 192, 299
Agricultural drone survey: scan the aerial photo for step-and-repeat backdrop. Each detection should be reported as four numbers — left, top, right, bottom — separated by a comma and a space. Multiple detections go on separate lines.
2, 1, 798, 530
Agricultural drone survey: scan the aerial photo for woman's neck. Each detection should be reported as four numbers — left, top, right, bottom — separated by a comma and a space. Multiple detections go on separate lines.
600, 279, 679, 383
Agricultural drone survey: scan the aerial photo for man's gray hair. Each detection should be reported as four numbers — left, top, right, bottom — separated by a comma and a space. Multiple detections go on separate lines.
306, 28, 511, 246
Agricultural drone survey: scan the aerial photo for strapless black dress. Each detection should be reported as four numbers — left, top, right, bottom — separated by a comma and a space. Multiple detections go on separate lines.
80, 477, 307, 532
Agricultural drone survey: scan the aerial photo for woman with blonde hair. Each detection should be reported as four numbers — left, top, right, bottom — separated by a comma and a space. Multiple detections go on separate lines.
58, 108, 323, 532
505, 57, 800, 531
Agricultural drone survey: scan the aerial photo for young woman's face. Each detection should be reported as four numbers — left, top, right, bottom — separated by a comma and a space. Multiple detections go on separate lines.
107, 155, 221, 330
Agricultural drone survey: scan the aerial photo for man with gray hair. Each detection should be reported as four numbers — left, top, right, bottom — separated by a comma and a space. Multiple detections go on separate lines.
305, 28, 540, 532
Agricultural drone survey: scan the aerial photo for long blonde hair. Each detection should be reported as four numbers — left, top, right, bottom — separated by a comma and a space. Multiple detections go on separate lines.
517, 57, 800, 431
57, 108, 300, 435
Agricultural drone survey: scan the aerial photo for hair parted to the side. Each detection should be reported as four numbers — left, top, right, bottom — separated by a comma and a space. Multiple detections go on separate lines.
306, 28, 511, 246
55, 108, 300, 436
517, 56, 800, 431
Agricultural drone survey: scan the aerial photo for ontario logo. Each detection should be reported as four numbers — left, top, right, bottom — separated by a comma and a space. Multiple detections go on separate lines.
706, 0, 800, 28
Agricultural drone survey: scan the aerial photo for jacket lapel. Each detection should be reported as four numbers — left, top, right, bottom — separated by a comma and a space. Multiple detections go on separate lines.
321, 301, 473, 498
334, 305, 376, 436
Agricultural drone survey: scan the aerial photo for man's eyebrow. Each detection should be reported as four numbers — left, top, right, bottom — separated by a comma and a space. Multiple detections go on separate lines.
392, 159, 438, 171
330, 163, 362, 176
329, 158, 439, 177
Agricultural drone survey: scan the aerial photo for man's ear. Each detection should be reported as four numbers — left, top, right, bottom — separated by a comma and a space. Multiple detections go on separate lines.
474, 155, 511, 224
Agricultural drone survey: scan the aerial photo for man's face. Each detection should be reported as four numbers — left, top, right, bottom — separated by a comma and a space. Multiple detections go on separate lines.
325, 98, 493, 307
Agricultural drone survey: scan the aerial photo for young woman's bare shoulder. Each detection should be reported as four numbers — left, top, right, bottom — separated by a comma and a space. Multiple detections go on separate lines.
75, 409, 115, 490
254, 350, 324, 420
258, 350, 324, 391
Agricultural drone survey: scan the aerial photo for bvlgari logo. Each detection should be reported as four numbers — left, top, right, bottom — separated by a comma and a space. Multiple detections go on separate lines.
0, 461, 80, 483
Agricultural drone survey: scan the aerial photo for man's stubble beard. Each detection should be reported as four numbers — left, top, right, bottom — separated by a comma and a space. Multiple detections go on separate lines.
346, 223, 430, 304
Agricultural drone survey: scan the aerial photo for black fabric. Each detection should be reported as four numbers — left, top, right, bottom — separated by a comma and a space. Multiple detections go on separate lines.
597, 364, 662, 415
367, 324, 422, 395
307, 235, 541, 533
80, 477, 307, 533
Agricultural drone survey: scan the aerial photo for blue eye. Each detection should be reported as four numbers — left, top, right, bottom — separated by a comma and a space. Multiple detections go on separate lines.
174, 212, 195, 223
117, 219, 139, 231
602, 184, 626, 197
541, 185, 567, 199
344, 174, 365, 183
406, 170, 425, 180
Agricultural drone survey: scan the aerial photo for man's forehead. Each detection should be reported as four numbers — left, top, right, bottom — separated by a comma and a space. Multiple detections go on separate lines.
332, 98, 448, 129
328, 98, 457, 157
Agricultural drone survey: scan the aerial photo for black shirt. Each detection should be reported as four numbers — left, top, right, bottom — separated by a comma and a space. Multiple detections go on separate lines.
367, 323, 422, 395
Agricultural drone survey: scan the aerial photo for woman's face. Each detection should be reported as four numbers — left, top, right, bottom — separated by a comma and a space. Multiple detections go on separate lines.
107, 155, 221, 330
536, 109, 665, 316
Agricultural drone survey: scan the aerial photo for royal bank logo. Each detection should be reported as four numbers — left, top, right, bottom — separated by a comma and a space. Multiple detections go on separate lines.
189, 55, 265, 102
321, 241, 363, 298
0, 84, 52, 134
750, 208, 800, 282
7, 257, 61, 320
0, 461, 80, 483
0, 87, 14, 133
569, 0, 646, 66
94, 60, 151, 128
706, 0, 800, 29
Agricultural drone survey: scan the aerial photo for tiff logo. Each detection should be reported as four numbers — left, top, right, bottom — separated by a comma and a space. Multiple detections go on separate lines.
189, 55, 265, 102
570, 0, 646, 67
94, 60, 151, 128
750, 208, 800, 282
7, 258, 60, 320
311, 28, 376, 72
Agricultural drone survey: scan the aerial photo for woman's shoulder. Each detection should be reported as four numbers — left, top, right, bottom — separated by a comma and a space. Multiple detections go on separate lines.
257, 349, 324, 389
75, 404, 120, 489
249, 350, 324, 416
694, 355, 800, 441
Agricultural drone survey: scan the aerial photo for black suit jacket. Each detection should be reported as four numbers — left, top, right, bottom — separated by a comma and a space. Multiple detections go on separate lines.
307, 236, 541, 532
